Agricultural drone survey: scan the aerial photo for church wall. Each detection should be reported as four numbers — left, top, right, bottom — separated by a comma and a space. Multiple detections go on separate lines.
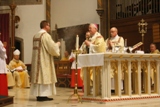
0, 1, 46, 64
15, 0, 46, 64
110, 13, 160, 52
1, 0, 99, 64
17, 0, 99, 64
51, 0, 100, 29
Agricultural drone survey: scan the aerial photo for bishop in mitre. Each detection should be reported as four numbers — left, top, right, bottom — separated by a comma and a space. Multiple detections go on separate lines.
105, 27, 124, 90
9, 49, 30, 88
82, 24, 106, 87
85, 24, 106, 53
30, 20, 60, 101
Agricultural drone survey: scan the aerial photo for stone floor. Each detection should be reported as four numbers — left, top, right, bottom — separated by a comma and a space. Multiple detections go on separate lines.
4, 87, 160, 107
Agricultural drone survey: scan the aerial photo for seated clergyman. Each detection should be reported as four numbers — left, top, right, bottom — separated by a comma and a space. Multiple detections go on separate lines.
150, 43, 159, 54
150, 43, 159, 85
9, 49, 30, 88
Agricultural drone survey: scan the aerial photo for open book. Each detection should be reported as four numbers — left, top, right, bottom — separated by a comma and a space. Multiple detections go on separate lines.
132, 42, 143, 52
15, 66, 23, 71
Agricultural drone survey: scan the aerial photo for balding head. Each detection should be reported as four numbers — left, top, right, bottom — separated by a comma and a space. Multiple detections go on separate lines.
110, 27, 118, 37
89, 23, 98, 35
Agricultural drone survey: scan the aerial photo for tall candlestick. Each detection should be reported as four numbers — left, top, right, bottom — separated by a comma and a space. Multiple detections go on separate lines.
125, 39, 127, 47
76, 35, 79, 50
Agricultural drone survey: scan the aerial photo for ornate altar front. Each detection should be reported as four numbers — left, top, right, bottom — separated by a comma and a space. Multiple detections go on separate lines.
78, 53, 160, 102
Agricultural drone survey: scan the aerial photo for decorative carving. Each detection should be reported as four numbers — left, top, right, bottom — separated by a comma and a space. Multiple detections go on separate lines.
96, 8, 104, 17
150, 60, 157, 71
9, 3, 17, 59
46, 0, 51, 25
141, 60, 148, 72
0, 0, 42, 6
131, 61, 138, 72
121, 60, 128, 73
111, 60, 118, 74
97, 0, 102, 8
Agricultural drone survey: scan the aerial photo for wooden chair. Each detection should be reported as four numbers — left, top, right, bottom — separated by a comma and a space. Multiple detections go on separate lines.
55, 61, 71, 87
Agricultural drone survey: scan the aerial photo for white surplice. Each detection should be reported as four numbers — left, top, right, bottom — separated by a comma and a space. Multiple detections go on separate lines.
0, 41, 7, 74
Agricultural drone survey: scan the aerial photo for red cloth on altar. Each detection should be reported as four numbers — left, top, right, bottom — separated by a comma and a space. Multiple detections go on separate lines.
70, 69, 83, 87
0, 74, 8, 96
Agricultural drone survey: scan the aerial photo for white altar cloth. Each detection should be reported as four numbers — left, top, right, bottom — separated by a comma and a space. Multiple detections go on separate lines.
78, 53, 104, 67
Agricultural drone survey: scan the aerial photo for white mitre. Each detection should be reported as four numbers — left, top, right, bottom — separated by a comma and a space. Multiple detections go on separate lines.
13, 49, 20, 55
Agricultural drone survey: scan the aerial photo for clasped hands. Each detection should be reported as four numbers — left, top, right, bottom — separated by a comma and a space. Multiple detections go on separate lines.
84, 40, 91, 46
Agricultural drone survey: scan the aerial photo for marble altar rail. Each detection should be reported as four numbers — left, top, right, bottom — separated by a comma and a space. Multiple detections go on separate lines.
79, 53, 160, 101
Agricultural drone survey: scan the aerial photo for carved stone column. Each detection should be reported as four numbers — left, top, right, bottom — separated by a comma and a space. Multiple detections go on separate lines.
96, 0, 104, 36
9, 4, 16, 60
96, 0, 110, 39
46, 0, 51, 24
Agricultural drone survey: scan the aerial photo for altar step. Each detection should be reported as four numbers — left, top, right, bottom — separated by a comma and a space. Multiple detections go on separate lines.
0, 96, 14, 107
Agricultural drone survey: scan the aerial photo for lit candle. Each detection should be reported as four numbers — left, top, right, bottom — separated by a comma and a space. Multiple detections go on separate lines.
125, 39, 127, 47
76, 35, 79, 50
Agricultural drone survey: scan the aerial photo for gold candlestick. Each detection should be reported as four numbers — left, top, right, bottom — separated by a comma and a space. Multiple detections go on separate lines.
138, 19, 148, 50
68, 49, 82, 103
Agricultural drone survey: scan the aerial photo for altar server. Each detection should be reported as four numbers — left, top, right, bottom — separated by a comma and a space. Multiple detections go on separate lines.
0, 33, 8, 96
69, 51, 83, 88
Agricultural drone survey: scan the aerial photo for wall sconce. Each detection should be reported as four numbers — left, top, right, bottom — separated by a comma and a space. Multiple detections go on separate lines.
15, 15, 20, 29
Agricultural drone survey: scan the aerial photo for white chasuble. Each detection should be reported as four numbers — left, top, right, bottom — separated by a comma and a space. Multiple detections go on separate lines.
89, 32, 106, 53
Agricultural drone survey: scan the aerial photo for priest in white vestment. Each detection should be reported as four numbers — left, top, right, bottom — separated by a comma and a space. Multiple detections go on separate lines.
105, 27, 124, 90
30, 20, 60, 101
106, 27, 124, 52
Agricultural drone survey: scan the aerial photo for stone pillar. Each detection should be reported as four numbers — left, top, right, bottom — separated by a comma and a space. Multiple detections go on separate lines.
96, 0, 104, 37
46, 0, 51, 24
9, 4, 16, 60
96, 0, 110, 39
